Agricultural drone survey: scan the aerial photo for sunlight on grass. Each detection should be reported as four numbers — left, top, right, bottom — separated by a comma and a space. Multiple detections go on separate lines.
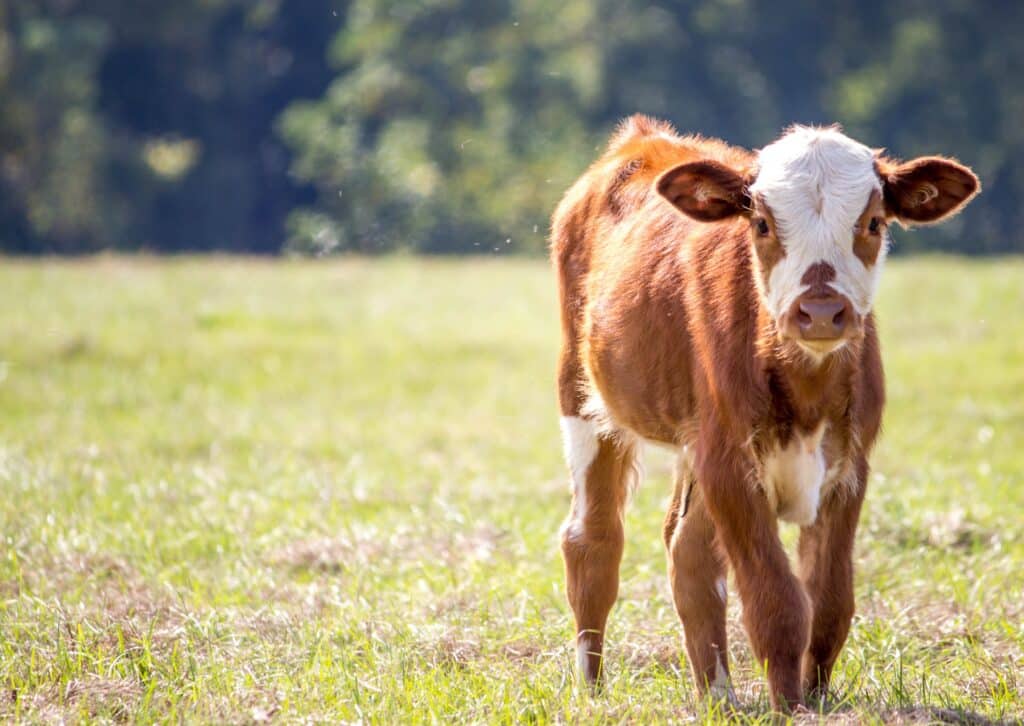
0, 256, 1021, 722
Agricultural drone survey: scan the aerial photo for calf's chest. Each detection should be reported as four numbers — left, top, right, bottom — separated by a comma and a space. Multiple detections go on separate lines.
759, 423, 849, 526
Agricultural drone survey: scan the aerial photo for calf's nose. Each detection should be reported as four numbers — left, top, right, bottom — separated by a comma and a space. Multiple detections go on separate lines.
797, 298, 848, 340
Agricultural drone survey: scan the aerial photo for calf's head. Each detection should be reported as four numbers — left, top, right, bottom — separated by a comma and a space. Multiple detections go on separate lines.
657, 126, 979, 358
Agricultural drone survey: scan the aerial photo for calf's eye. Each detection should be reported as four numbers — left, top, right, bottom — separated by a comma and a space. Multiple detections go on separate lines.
867, 217, 881, 234
756, 218, 770, 236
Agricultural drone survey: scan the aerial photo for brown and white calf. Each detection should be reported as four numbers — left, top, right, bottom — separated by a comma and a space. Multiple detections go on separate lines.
551, 115, 979, 710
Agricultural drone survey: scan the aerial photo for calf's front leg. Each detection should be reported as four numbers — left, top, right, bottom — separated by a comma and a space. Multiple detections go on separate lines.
797, 456, 868, 700
696, 437, 810, 712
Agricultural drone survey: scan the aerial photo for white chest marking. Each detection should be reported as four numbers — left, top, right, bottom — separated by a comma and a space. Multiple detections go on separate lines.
761, 424, 827, 526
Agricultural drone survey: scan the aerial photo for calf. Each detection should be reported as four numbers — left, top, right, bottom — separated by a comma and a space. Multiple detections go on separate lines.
551, 115, 979, 710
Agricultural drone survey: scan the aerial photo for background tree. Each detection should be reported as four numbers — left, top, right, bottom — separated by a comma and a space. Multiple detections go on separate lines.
282, 0, 1023, 255
1, 0, 341, 253
279, 0, 605, 254
1, 0, 1021, 255
0, 2, 113, 252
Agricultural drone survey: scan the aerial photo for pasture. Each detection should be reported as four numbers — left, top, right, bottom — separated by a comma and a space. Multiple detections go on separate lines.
0, 256, 1021, 723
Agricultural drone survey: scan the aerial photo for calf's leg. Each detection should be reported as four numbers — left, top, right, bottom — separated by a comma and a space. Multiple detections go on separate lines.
696, 436, 810, 712
797, 457, 868, 699
664, 459, 735, 703
559, 416, 637, 685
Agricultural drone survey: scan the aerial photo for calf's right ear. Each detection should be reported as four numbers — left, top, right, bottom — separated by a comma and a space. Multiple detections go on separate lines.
656, 160, 751, 222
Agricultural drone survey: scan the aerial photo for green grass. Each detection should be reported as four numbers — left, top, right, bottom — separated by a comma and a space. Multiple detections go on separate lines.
0, 255, 1021, 723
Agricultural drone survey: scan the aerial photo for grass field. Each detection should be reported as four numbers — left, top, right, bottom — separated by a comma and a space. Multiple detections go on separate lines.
0, 256, 1022, 724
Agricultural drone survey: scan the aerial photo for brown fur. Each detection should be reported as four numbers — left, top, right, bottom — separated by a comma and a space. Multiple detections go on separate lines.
750, 196, 785, 284
665, 480, 732, 696
552, 115, 976, 712
560, 435, 636, 682
876, 154, 980, 226
551, 115, 884, 711
853, 190, 887, 266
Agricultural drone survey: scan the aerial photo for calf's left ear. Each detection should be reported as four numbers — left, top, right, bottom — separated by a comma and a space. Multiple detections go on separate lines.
881, 156, 980, 225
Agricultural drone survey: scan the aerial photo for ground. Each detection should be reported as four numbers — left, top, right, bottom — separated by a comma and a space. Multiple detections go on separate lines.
0, 256, 1021, 724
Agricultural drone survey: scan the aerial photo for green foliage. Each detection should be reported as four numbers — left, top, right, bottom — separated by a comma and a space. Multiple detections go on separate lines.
281, 0, 1024, 254
279, 0, 600, 254
0, 0, 339, 253
2, 1, 1023, 253
0, 258, 1021, 721
0, 5, 112, 252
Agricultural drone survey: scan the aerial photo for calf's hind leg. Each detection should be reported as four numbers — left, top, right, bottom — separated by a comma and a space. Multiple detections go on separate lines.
664, 460, 735, 703
559, 416, 637, 684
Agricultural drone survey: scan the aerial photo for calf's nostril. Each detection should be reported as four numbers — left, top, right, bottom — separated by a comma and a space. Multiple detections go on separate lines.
832, 308, 845, 327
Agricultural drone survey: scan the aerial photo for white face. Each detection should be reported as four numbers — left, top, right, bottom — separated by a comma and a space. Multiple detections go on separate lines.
748, 126, 889, 322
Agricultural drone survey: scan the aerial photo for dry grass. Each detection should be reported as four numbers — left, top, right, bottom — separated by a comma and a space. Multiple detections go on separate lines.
0, 256, 1021, 723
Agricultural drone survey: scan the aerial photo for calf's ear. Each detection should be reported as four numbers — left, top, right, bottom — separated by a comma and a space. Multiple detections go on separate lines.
656, 160, 751, 222
880, 156, 980, 225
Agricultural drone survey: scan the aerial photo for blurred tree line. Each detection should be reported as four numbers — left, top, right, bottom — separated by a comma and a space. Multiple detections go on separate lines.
2, 0, 1021, 255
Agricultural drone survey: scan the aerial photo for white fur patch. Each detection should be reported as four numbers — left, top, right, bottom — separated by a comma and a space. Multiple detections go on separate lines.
761, 423, 827, 526
750, 126, 889, 320
675, 445, 695, 477
576, 633, 597, 681
580, 390, 615, 438
577, 393, 645, 502
560, 416, 599, 541
709, 655, 738, 705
